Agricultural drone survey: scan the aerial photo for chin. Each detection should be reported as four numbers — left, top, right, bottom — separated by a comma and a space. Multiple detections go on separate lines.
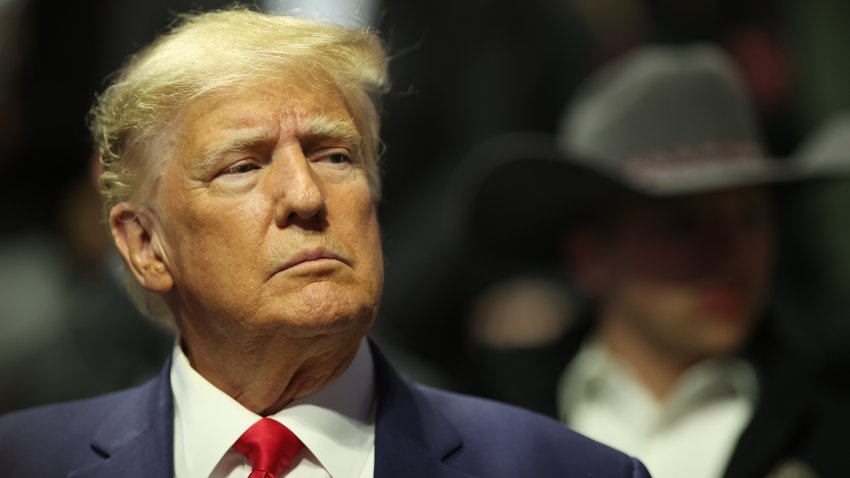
694, 325, 752, 358
262, 287, 378, 338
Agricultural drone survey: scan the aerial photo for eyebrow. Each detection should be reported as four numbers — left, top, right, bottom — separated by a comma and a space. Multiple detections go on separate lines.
193, 115, 363, 174
300, 114, 363, 151
195, 126, 278, 174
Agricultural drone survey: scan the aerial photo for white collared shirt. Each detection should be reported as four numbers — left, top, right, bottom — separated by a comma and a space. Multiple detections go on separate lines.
558, 337, 758, 478
171, 338, 376, 478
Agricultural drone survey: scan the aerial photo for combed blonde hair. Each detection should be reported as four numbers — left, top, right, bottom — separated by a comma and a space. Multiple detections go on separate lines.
90, 8, 389, 327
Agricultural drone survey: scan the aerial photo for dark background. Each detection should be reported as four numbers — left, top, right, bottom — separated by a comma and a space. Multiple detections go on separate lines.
1, 0, 850, 409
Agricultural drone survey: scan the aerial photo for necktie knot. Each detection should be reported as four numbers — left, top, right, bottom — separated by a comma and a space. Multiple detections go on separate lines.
233, 418, 304, 477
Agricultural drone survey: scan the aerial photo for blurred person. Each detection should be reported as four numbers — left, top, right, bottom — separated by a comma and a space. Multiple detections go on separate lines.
0, 9, 650, 477
0, 169, 173, 413
465, 271, 581, 413
0, 0, 172, 410
467, 44, 847, 478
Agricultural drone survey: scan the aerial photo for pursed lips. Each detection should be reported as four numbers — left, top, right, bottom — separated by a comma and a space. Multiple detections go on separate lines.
277, 247, 348, 273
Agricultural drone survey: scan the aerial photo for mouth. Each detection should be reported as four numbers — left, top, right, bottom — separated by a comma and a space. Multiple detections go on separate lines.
278, 247, 348, 273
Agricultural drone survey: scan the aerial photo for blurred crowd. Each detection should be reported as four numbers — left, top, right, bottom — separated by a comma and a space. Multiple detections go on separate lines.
2, 0, 850, 476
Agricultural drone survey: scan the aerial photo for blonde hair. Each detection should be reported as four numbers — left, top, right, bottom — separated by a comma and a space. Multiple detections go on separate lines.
90, 8, 389, 327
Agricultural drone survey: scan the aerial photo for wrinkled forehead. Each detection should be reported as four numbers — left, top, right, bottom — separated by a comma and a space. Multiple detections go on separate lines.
165, 78, 360, 158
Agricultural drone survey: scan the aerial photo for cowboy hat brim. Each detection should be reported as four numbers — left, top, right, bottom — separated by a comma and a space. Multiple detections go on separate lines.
463, 133, 834, 255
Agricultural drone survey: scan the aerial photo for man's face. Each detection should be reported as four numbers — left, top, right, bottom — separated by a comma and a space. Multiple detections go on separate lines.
148, 78, 383, 340
575, 188, 774, 361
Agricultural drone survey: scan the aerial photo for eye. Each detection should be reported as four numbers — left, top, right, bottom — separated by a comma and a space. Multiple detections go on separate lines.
222, 161, 259, 175
313, 151, 354, 170
325, 153, 352, 164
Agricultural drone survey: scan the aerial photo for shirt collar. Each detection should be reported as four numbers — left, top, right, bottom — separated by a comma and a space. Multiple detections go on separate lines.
171, 337, 375, 478
558, 335, 758, 422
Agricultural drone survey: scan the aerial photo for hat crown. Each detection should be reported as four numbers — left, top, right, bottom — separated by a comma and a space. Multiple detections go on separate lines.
559, 44, 770, 194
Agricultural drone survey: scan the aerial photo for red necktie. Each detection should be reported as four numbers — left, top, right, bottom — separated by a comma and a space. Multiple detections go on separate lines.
233, 418, 304, 478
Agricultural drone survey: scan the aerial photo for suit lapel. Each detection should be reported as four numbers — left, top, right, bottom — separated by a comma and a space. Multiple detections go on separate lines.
374, 431, 478, 478
69, 360, 175, 478
370, 343, 477, 478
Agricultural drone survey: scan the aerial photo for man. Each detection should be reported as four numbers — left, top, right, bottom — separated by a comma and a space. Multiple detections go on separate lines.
468, 45, 846, 478
0, 8, 648, 478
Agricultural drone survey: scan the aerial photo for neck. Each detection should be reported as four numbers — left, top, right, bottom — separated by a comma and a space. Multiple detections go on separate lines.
596, 306, 698, 402
178, 320, 365, 416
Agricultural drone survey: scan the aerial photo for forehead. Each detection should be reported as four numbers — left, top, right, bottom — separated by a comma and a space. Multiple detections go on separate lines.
172, 78, 358, 157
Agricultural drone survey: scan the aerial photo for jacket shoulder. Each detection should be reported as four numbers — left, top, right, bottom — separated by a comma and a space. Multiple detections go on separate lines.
0, 385, 150, 474
415, 384, 649, 477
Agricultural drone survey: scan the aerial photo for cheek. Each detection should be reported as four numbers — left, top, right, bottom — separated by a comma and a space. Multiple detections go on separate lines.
606, 247, 698, 314
355, 203, 384, 273
334, 181, 380, 243
341, 191, 384, 290
621, 280, 697, 317
365, 215, 384, 290
163, 196, 267, 285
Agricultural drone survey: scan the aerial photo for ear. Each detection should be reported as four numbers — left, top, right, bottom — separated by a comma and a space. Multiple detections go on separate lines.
563, 226, 611, 296
109, 202, 174, 293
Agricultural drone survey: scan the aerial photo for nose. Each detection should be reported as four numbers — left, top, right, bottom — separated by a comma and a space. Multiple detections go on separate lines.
269, 146, 325, 227
687, 217, 761, 276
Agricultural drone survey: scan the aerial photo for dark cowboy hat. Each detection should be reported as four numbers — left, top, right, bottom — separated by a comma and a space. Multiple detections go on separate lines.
464, 44, 829, 254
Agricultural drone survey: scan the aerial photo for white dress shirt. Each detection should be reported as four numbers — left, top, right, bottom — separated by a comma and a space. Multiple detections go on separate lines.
558, 337, 758, 478
171, 338, 376, 478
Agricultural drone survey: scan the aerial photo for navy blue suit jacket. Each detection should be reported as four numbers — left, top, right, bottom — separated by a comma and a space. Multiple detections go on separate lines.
0, 345, 649, 477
